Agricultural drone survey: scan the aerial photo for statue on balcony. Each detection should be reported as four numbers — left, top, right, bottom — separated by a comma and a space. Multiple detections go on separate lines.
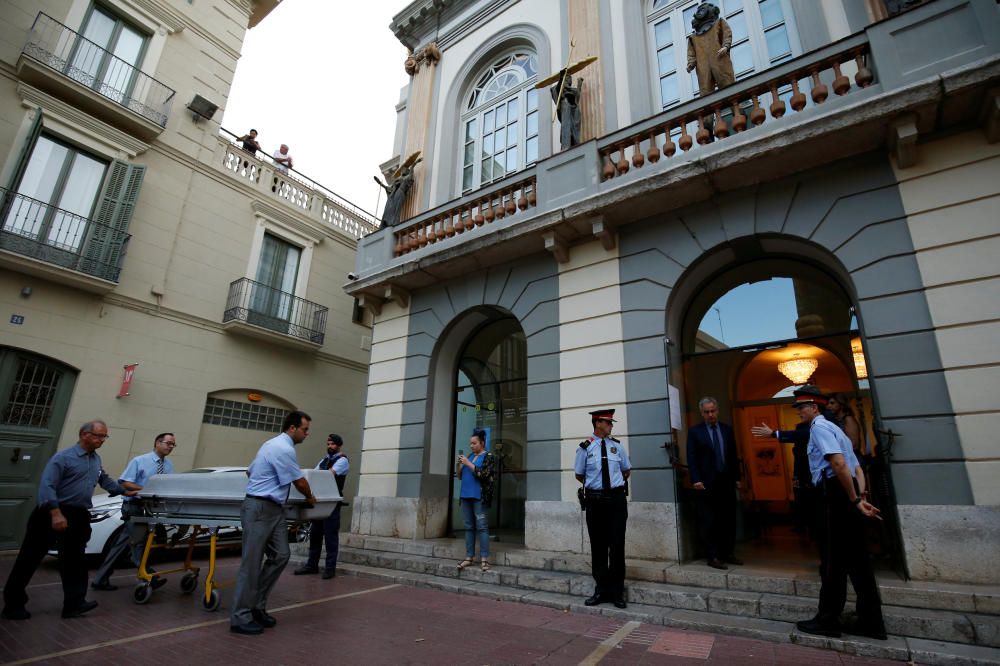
374, 151, 422, 228
686, 2, 735, 96
536, 56, 598, 151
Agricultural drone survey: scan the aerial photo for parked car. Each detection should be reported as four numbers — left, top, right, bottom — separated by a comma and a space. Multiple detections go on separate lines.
52, 466, 310, 564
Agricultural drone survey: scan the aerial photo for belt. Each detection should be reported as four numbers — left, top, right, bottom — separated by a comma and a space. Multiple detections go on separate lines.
584, 486, 626, 498
246, 494, 283, 506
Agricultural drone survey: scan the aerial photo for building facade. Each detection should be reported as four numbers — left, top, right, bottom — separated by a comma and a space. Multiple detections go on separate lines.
348, 0, 1000, 585
0, 0, 377, 548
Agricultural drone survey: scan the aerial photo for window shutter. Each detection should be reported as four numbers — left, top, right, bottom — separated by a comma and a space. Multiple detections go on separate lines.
6, 109, 44, 191
82, 160, 145, 280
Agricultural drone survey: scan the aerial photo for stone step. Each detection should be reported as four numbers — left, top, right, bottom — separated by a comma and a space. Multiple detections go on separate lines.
332, 535, 1000, 616
310, 545, 1000, 648
323, 559, 1000, 665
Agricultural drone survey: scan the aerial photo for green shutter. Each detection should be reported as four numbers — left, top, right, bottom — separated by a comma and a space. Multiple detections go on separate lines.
81, 160, 145, 280
6, 109, 43, 191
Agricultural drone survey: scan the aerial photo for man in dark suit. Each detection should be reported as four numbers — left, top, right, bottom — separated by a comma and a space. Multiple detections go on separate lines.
686, 397, 743, 569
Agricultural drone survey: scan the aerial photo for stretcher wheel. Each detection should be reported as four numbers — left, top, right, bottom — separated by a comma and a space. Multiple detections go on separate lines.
132, 583, 153, 605
201, 589, 220, 612
180, 573, 199, 594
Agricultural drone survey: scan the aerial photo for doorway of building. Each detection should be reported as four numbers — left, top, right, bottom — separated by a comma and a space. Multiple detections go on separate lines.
0, 348, 77, 549
675, 260, 900, 570
449, 316, 527, 543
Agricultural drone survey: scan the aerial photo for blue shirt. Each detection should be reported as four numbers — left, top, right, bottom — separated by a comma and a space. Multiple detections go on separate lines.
459, 452, 485, 499
808, 414, 859, 485
246, 433, 304, 505
315, 454, 349, 476
120, 451, 174, 502
575, 435, 631, 490
37, 443, 126, 510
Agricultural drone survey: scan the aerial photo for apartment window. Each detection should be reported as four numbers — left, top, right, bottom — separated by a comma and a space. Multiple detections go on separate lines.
4, 134, 106, 251
250, 233, 301, 321
648, 0, 798, 109
71, 5, 148, 104
461, 52, 539, 195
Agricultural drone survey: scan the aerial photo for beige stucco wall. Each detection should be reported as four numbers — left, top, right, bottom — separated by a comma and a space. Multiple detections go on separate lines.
893, 130, 1000, 506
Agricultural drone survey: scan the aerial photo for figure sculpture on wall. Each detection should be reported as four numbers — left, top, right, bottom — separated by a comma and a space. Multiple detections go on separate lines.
374, 152, 422, 228
536, 55, 598, 152
686, 2, 735, 96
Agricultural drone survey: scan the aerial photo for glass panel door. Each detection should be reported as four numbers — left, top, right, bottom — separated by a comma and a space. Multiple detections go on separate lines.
252, 234, 301, 323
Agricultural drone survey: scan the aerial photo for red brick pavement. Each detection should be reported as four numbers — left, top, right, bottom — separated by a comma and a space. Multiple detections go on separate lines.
0, 553, 901, 665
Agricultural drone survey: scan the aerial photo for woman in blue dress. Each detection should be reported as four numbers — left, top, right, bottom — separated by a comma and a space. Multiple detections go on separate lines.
455, 429, 496, 571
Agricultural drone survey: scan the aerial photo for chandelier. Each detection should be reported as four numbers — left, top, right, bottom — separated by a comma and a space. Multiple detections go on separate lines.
778, 355, 818, 384
851, 337, 868, 379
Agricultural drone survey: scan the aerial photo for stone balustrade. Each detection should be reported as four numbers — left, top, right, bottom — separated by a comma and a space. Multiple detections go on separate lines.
216, 132, 380, 240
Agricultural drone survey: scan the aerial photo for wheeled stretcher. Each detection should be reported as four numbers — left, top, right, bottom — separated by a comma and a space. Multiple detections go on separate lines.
131, 469, 343, 610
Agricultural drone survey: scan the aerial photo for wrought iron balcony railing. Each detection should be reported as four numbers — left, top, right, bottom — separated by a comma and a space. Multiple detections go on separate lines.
223, 278, 328, 346
0, 188, 130, 283
22, 13, 175, 127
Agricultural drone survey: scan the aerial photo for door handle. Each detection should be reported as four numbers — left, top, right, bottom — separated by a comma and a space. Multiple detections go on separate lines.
10, 447, 20, 464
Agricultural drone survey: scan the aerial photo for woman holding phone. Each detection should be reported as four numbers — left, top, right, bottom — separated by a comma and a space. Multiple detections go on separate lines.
455, 428, 496, 571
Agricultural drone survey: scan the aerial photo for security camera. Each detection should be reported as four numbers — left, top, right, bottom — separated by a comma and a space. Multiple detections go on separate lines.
347, 272, 358, 281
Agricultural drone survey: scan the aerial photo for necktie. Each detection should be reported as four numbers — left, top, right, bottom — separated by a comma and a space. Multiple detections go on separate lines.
156, 457, 164, 475
600, 439, 612, 490
711, 426, 724, 471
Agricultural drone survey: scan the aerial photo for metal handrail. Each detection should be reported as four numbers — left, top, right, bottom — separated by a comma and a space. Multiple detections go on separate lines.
23, 13, 175, 127
223, 277, 328, 345
0, 188, 131, 282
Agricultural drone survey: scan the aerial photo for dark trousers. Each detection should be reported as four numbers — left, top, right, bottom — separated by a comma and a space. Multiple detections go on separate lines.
695, 482, 737, 560
3, 505, 91, 612
816, 478, 884, 627
305, 505, 342, 572
584, 490, 627, 599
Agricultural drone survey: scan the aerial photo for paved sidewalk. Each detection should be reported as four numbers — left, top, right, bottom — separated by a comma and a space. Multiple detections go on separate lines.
0, 554, 899, 665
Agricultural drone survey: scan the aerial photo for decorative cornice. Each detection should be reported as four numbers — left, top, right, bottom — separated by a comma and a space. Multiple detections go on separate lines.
125, 0, 187, 34
390, 0, 517, 51
250, 199, 326, 245
390, 0, 456, 50
17, 82, 150, 157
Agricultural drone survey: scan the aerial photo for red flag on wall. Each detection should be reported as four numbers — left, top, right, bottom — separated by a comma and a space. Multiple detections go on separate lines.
117, 363, 138, 398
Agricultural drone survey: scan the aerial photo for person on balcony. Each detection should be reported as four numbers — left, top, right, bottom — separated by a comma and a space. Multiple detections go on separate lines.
238, 129, 262, 156
272, 144, 294, 173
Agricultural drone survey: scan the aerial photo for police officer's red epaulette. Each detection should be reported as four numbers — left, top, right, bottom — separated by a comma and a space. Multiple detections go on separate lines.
579, 435, 596, 449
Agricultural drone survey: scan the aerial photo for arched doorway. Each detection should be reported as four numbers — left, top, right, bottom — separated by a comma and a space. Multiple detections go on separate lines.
0, 348, 78, 548
676, 259, 901, 570
448, 315, 527, 543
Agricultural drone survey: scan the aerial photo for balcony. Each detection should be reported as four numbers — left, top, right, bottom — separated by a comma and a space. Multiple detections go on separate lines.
348, 0, 1000, 300
222, 278, 329, 350
0, 189, 129, 293
216, 129, 381, 241
16, 13, 175, 141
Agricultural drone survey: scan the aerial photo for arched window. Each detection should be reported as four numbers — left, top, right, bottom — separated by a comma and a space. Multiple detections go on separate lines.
647, 0, 799, 110
460, 52, 539, 195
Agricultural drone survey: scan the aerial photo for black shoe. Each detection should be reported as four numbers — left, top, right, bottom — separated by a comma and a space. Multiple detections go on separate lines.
230, 621, 264, 635
1, 607, 30, 620
322, 569, 336, 579
613, 597, 627, 609
842, 619, 887, 641
150, 576, 167, 590
62, 600, 98, 618
251, 609, 277, 628
796, 617, 842, 638
293, 565, 318, 575
91, 581, 118, 591
707, 558, 728, 570
584, 593, 604, 607
724, 556, 744, 566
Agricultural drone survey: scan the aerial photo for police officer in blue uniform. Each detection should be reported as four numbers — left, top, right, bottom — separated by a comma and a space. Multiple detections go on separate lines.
791, 386, 886, 641
295, 433, 349, 579
575, 408, 631, 609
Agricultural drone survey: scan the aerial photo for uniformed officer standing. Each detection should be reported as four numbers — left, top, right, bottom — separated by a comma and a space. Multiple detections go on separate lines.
791, 386, 887, 641
294, 433, 349, 579
574, 408, 631, 609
